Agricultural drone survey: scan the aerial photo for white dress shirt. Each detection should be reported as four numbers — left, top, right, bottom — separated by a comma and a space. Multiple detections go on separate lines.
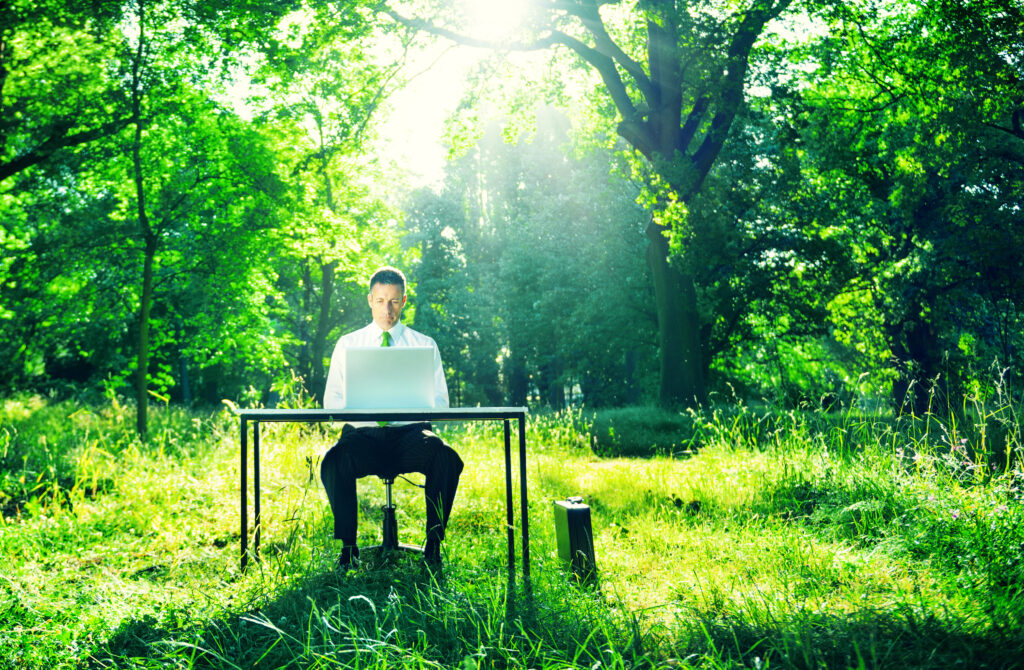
323, 321, 450, 415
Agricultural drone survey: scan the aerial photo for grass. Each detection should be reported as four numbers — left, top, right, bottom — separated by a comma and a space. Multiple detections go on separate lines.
1, 393, 1022, 669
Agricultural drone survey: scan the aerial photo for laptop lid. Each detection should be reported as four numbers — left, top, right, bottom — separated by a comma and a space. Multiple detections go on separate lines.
342, 346, 435, 409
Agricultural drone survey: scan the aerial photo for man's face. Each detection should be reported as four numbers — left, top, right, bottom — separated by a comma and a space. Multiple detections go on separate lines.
368, 282, 406, 331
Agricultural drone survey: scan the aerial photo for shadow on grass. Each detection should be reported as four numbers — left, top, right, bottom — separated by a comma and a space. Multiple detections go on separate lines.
682, 606, 1024, 670
740, 473, 1024, 657
88, 555, 641, 669
87, 550, 1024, 669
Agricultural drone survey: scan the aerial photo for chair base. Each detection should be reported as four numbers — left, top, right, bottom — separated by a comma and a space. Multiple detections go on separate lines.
364, 542, 425, 554
364, 502, 424, 555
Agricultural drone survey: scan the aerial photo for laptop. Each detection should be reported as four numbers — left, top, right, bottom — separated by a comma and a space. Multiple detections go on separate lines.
342, 346, 435, 409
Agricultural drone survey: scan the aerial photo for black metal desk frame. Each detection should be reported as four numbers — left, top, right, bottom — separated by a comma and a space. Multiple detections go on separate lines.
237, 408, 529, 583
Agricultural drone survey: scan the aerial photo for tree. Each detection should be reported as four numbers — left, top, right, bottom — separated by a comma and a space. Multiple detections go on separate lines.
0, 0, 415, 418
249, 3, 407, 402
668, 97, 859, 405
0, 0, 309, 430
790, 0, 1024, 412
402, 186, 488, 407
384, 0, 800, 407
0, 0, 129, 182
405, 109, 656, 407
123, 0, 278, 433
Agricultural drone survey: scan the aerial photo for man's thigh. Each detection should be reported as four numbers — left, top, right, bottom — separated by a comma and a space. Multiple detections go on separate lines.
333, 422, 448, 477
390, 422, 451, 475
333, 424, 392, 478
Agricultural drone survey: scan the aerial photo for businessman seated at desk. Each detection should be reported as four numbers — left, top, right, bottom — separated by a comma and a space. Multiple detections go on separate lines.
320, 266, 463, 569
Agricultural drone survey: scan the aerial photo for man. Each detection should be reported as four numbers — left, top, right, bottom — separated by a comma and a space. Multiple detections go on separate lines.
320, 266, 463, 569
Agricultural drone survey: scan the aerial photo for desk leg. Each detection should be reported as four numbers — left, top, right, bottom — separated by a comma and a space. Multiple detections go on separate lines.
519, 415, 529, 579
254, 421, 261, 563
240, 418, 248, 572
503, 419, 515, 582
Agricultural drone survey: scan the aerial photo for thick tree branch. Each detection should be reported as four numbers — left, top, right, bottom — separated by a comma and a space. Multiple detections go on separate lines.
567, 0, 655, 102
382, 6, 555, 52
689, 0, 793, 196
982, 109, 1024, 141
647, 16, 683, 151
551, 29, 642, 126
382, 5, 642, 129
0, 117, 131, 182
678, 96, 709, 152
155, 170, 225, 236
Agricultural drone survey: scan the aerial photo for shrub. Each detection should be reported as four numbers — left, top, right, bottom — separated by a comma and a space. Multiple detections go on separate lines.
589, 406, 699, 457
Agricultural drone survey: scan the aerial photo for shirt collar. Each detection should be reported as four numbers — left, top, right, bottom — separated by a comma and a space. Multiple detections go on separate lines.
373, 321, 405, 343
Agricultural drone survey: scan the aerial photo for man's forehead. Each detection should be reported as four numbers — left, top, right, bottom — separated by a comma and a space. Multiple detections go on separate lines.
370, 283, 404, 296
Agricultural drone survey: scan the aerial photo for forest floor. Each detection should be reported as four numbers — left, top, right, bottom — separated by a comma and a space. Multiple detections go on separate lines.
1, 395, 1022, 669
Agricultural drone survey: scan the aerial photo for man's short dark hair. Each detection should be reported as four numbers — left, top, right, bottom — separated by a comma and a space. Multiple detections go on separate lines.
369, 266, 406, 293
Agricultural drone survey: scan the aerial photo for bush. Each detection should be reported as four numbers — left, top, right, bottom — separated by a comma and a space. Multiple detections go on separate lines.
589, 406, 700, 457
588, 404, 816, 457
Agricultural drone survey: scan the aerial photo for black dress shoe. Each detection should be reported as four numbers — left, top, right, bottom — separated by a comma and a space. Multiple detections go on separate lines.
423, 540, 441, 567
337, 545, 360, 570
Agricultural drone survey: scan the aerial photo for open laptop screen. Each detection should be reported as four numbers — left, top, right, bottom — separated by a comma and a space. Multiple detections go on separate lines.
341, 346, 435, 409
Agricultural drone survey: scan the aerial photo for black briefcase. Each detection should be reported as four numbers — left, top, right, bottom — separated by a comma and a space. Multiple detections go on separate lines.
553, 496, 597, 581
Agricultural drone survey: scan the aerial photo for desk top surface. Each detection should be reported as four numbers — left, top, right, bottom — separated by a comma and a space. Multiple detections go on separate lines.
236, 407, 528, 422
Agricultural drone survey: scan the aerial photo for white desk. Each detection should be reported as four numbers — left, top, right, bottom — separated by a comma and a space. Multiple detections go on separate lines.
236, 408, 530, 583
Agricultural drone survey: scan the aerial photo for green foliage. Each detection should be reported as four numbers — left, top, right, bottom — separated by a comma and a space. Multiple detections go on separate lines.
784, 0, 1024, 411
0, 0, 407, 411
0, 0, 126, 183
243, 4, 406, 404
406, 110, 657, 409
4, 0, 1022, 416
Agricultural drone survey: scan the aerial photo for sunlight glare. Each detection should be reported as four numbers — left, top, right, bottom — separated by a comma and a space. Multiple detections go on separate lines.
462, 0, 530, 43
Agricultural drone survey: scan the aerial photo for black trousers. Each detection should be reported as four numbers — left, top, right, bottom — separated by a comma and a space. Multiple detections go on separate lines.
320, 422, 464, 548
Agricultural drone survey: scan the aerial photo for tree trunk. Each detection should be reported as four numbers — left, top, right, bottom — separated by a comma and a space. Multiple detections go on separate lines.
646, 219, 705, 407
310, 260, 337, 402
890, 314, 943, 417
136, 239, 155, 435
388, 0, 793, 411
176, 318, 191, 405
507, 354, 529, 406
131, 0, 151, 436
298, 260, 313, 384
540, 355, 565, 409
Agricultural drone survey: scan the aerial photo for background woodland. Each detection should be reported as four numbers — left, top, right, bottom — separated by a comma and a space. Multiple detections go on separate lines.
2, 0, 1022, 432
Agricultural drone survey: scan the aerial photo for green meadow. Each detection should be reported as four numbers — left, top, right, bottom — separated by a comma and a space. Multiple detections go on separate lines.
1, 395, 1022, 669
5, 2, 1022, 668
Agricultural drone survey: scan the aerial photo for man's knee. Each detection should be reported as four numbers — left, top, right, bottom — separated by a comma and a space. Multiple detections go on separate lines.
450, 446, 464, 475
438, 440, 464, 477
421, 432, 463, 475
321, 437, 355, 482
320, 444, 340, 485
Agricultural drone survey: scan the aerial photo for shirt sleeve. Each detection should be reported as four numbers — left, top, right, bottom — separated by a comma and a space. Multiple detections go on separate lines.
433, 340, 450, 409
323, 340, 345, 409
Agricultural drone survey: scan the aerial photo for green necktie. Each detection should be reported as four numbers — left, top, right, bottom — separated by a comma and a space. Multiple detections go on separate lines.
378, 331, 391, 425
